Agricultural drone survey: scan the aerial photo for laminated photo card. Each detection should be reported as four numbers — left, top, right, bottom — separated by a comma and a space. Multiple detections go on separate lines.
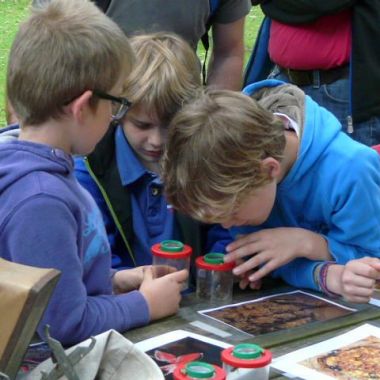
272, 323, 380, 380
135, 330, 231, 380
199, 290, 356, 336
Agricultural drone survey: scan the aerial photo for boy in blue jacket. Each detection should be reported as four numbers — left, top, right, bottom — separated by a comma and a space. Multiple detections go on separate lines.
74, 32, 206, 270
162, 80, 380, 303
0, 0, 187, 346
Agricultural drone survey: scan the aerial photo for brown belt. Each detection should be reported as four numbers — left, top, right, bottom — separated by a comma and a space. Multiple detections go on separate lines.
278, 65, 349, 86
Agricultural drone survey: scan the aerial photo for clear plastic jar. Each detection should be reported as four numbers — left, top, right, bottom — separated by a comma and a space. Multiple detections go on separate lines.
221, 343, 272, 380
196, 253, 235, 303
151, 240, 191, 290
174, 361, 226, 380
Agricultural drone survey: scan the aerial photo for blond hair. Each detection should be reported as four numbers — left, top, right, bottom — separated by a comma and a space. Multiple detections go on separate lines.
123, 32, 201, 123
162, 88, 286, 223
7, 0, 134, 126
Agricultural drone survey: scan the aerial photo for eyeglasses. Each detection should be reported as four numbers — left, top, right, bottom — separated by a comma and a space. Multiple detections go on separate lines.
93, 90, 132, 121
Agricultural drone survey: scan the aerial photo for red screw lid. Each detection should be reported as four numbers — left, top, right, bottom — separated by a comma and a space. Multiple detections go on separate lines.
151, 240, 192, 259
221, 344, 272, 369
196, 253, 235, 272
173, 361, 226, 380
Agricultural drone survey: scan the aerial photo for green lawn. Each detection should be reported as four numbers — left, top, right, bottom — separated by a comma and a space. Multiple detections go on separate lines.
0, 3, 263, 127
0, 0, 30, 126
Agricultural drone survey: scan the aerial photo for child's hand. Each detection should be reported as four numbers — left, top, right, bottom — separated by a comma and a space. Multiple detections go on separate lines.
238, 272, 262, 290
113, 265, 178, 294
224, 227, 329, 282
113, 266, 147, 294
139, 267, 188, 321
152, 264, 177, 278
233, 259, 262, 290
340, 257, 380, 303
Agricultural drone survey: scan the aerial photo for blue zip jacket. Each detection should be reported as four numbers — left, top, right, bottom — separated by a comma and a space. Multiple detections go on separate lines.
230, 80, 380, 290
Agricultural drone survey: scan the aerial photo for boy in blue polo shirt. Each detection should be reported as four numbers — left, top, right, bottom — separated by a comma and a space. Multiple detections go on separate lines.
75, 32, 204, 269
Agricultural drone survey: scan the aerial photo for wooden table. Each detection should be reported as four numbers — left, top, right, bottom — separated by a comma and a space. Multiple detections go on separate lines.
125, 280, 380, 379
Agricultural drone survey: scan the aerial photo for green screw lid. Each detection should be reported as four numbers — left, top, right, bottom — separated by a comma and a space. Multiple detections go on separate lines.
160, 240, 184, 252
204, 253, 224, 264
185, 361, 215, 378
233, 344, 263, 359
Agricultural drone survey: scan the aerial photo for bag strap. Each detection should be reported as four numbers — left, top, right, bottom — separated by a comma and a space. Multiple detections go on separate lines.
40, 326, 96, 380
201, 0, 221, 85
243, 16, 274, 86
92, 0, 111, 13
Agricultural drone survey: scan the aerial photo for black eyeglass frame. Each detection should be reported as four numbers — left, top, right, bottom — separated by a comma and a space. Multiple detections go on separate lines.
93, 89, 132, 121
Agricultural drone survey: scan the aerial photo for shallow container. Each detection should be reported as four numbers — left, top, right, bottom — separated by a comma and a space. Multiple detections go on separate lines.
196, 253, 234, 303
174, 361, 226, 380
221, 343, 272, 380
151, 240, 192, 289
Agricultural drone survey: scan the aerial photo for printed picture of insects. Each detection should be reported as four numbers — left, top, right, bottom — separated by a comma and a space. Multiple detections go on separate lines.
146, 336, 224, 379
201, 291, 355, 336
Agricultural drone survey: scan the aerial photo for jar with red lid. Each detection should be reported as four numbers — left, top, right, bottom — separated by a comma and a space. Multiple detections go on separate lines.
174, 361, 226, 380
221, 343, 272, 380
195, 253, 235, 303
151, 240, 192, 289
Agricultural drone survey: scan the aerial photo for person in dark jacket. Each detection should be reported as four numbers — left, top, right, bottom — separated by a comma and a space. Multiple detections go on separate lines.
250, 0, 380, 146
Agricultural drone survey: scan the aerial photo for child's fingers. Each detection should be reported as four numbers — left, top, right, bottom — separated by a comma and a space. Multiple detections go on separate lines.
226, 234, 251, 252
354, 257, 380, 276
359, 257, 380, 266
343, 284, 374, 298
165, 265, 178, 274
369, 262, 380, 276
249, 280, 262, 290
152, 265, 177, 278
165, 269, 188, 283
246, 257, 277, 282
342, 274, 376, 289
142, 266, 154, 282
232, 253, 266, 276
239, 277, 249, 290
346, 260, 380, 279
344, 294, 371, 304
225, 242, 264, 263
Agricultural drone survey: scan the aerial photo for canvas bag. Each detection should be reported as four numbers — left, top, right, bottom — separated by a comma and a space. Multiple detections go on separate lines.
27, 330, 164, 380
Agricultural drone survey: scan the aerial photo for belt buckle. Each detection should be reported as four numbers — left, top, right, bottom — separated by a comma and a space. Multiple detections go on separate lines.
286, 68, 311, 86
285, 68, 295, 82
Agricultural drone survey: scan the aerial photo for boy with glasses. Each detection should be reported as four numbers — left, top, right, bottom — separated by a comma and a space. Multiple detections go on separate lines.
91, 90, 132, 121
0, 0, 187, 346
75, 32, 207, 273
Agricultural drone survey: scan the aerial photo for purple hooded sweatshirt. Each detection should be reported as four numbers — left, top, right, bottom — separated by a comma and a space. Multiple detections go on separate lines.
0, 126, 149, 346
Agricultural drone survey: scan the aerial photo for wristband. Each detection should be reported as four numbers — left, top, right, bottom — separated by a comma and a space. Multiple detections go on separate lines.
313, 263, 323, 289
315, 262, 340, 298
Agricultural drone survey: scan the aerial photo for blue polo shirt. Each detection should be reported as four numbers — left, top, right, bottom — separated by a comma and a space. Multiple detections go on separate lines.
114, 126, 180, 267
74, 126, 181, 269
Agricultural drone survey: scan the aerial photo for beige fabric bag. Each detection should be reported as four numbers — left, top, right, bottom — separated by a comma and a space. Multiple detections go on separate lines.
27, 330, 164, 380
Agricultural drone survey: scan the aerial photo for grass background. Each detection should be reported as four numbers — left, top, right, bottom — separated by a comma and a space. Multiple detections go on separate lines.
0, 2, 263, 127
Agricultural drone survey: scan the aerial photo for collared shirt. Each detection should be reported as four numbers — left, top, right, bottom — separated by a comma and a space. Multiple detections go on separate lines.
115, 126, 180, 266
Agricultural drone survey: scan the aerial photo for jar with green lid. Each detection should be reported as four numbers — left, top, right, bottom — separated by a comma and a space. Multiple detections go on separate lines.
174, 361, 226, 380
151, 240, 192, 290
221, 343, 272, 380
195, 253, 235, 303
